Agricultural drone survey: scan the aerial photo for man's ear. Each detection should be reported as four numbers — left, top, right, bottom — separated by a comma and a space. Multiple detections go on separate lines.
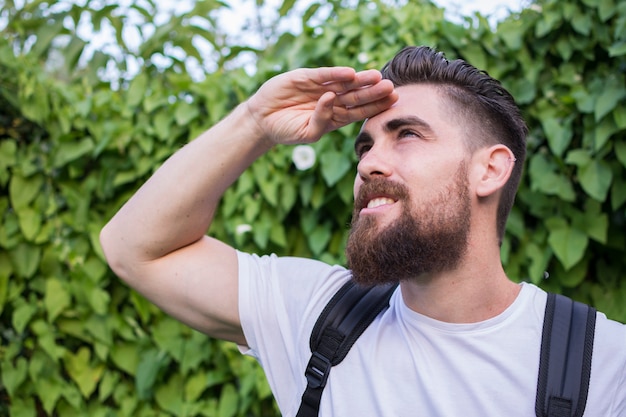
475, 145, 515, 198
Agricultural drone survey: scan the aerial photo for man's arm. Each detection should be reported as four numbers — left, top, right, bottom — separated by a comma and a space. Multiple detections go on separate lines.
99, 67, 397, 345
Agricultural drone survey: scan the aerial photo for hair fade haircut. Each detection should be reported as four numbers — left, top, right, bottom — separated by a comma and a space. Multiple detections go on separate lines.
381, 45, 528, 244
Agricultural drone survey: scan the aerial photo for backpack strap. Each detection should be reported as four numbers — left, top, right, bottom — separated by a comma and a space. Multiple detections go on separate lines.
295, 280, 398, 417
535, 292, 597, 417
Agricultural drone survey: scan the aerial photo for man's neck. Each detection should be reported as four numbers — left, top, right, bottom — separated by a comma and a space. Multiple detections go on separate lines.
399, 262, 521, 323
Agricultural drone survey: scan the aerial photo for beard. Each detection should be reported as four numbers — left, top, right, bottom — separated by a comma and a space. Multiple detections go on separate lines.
345, 164, 471, 286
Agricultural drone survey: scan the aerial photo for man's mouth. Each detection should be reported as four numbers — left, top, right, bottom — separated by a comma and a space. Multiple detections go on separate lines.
355, 178, 408, 212
366, 197, 396, 209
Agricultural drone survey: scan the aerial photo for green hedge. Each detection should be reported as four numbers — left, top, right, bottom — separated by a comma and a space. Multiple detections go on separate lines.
1, 0, 625, 415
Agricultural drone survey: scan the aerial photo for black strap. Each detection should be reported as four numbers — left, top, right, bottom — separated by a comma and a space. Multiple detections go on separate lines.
535, 293, 596, 417
295, 280, 398, 417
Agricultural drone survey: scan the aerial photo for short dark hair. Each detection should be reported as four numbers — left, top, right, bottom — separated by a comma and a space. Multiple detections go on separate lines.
381, 46, 528, 244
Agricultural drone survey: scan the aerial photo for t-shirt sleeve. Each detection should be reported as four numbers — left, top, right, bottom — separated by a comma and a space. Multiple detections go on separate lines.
236, 250, 351, 413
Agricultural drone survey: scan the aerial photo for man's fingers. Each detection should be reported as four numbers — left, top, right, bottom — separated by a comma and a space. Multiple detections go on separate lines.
333, 91, 399, 125
305, 91, 338, 139
317, 69, 384, 94
334, 79, 396, 108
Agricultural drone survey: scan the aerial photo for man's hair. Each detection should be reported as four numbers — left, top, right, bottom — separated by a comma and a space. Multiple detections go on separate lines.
381, 45, 528, 244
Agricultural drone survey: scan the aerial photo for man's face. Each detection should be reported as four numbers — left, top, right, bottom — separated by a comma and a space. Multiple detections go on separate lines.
346, 84, 473, 285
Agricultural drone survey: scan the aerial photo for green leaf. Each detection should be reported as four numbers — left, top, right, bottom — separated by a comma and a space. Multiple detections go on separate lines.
152, 110, 172, 140
0, 252, 10, 314
571, 9, 592, 35
85, 315, 112, 345
582, 208, 608, 244
257, 176, 279, 207
536, 10, 561, 37
174, 101, 200, 126
279, 0, 296, 17
557, 257, 587, 287
308, 225, 331, 255
130, 290, 155, 324
30, 19, 64, 59
9, 173, 43, 209
611, 176, 626, 210
320, 151, 351, 186
546, 218, 588, 270
136, 349, 169, 400
98, 371, 120, 402
462, 43, 487, 71
32, 320, 65, 361
185, 371, 208, 402
614, 106, 626, 129
526, 242, 551, 285
218, 383, 238, 417
59, 382, 82, 412
616, 141, 626, 168
64, 347, 105, 398
608, 41, 626, 57
593, 116, 618, 151
155, 374, 184, 415
16, 207, 41, 241
152, 317, 184, 361
540, 117, 572, 157
497, 19, 524, 50
280, 180, 297, 212
12, 301, 37, 333
528, 156, 576, 201
269, 222, 287, 247
127, 73, 148, 108
110, 342, 139, 376
578, 159, 613, 201
1, 357, 28, 397
595, 84, 626, 121
0, 139, 17, 184
11, 243, 41, 278
33, 377, 62, 415
7, 396, 36, 417
598, 0, 616, 21
44, 278, 71, 322
52, 137, 95, 168
87, 285, 110, 315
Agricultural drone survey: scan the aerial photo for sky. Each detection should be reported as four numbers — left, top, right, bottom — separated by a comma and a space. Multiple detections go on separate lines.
1, 0, 530, 80
207, 0, 527, 48
169, 0, 529, 76
221, 0, 527, 27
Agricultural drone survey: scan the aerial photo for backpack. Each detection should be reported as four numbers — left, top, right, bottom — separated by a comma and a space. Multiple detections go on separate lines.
295, 280, 597, 417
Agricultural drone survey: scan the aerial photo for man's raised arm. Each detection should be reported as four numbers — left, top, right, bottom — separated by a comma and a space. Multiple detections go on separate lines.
99, 67, 397, 345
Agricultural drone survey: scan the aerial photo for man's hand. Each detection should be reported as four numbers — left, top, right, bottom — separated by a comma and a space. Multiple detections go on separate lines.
245, 67, 398, 146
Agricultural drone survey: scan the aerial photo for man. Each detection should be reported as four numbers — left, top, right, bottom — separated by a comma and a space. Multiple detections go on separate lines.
100, 46, 626, 416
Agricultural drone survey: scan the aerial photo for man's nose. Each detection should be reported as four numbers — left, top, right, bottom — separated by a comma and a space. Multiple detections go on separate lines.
357, 144, 393, 182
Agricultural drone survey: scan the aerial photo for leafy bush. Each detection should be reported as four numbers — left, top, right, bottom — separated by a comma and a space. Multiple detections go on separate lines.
1, 0, 624, 415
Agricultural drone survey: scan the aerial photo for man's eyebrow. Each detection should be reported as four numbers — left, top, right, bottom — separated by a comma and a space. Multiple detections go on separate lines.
384, 116, 434, 135
355, 116, 435, 153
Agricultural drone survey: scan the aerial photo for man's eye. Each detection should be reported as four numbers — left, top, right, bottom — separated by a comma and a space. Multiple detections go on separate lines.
399, 129, 419, 138
356, 145, 372, 159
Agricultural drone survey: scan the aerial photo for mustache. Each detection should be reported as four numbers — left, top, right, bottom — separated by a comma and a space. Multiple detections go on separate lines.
354, 178, 410, 211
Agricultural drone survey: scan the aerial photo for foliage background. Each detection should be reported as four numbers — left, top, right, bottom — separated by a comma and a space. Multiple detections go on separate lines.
1, 0, 625, 415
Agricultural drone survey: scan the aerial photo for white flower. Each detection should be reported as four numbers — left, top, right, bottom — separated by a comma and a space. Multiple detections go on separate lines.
292, 145, 316, 171
235, 224, 252, 235
357, 52, 369, 64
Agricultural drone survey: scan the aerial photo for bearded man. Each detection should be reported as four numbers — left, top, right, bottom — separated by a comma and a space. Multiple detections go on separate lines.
101, 46, 626, 416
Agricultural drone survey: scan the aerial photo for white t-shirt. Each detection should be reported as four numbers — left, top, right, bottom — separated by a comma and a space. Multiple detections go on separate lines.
237, 252, 626, 417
